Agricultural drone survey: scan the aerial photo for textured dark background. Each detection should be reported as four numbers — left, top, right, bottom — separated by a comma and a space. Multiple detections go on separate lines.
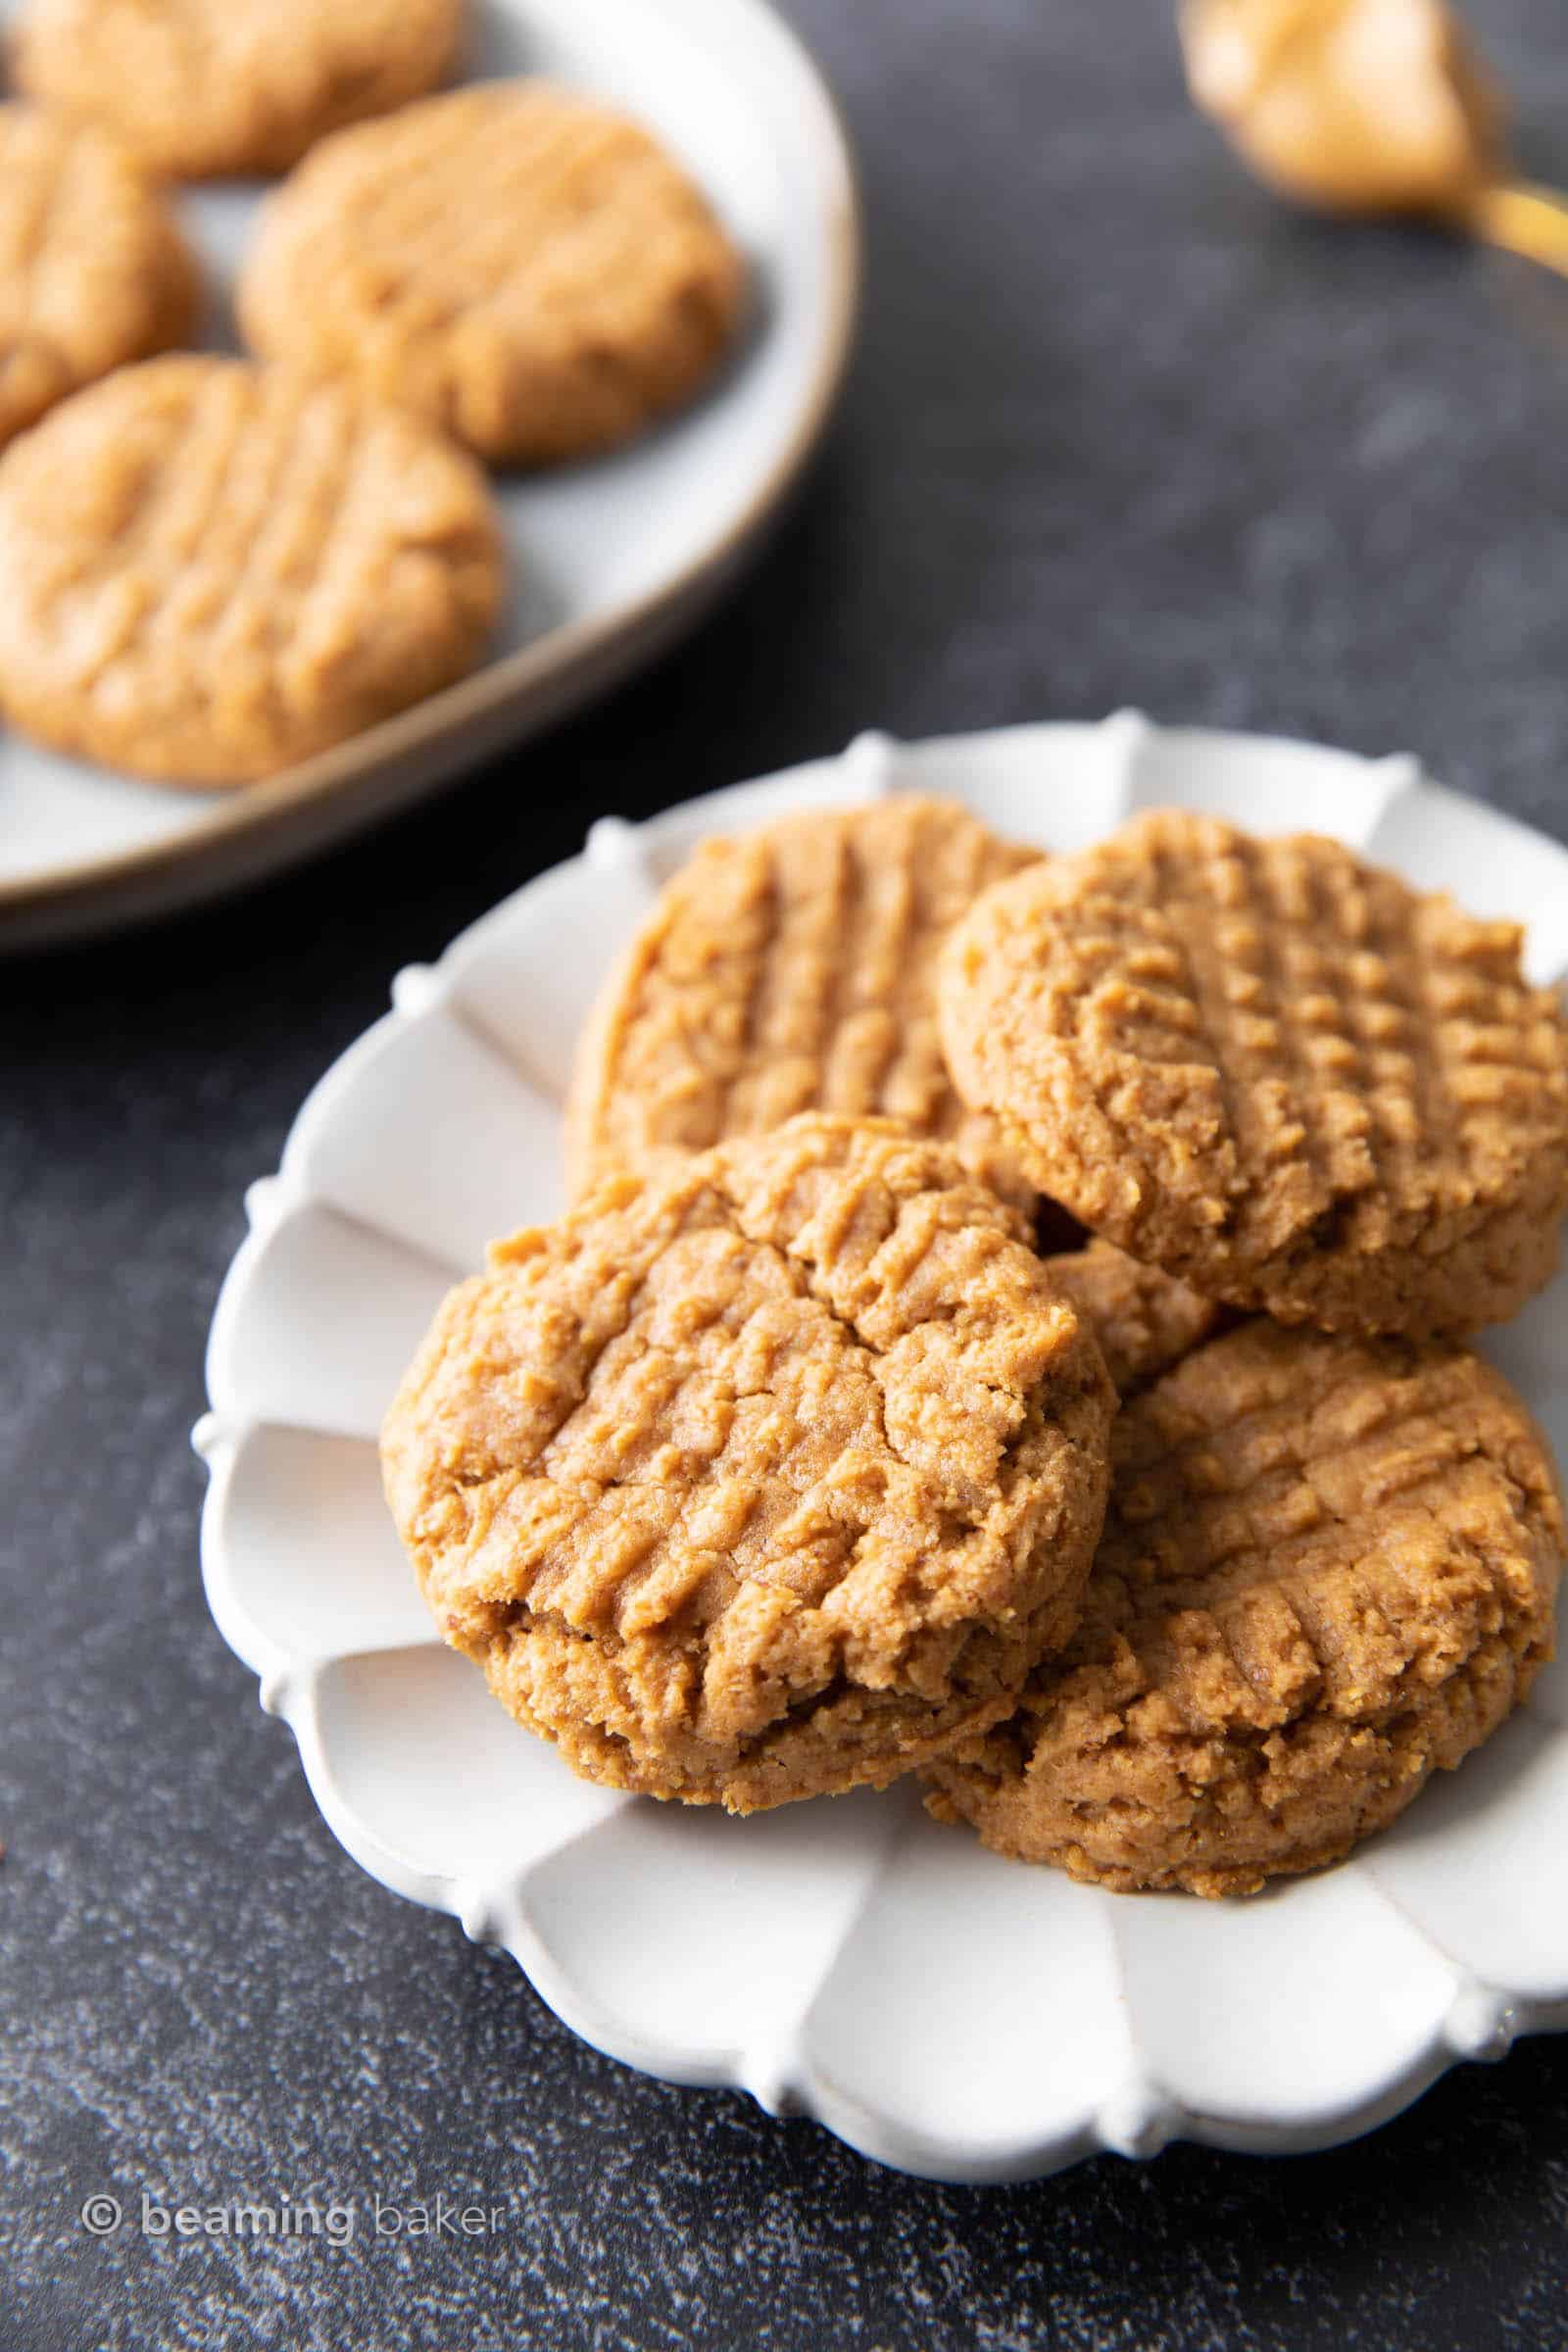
6, 2, 1568, 2345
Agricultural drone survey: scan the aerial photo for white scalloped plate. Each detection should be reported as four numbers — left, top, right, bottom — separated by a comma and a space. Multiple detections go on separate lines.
0, 0, 858, 949
196, 717, 1568, 2182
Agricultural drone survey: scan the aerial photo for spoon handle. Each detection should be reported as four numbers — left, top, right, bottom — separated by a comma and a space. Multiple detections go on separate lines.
1468, 180, 1568, 277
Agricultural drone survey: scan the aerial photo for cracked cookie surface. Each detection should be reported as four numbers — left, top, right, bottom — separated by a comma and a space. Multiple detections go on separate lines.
381, 1116, 1115, 1811
939, 808, 1568, 1337
13, 0, 464, 179
924, 1318, 1564, 1894
0, 355, 503, 787
239, 79, 745, 465
566, 797, 1041, 1205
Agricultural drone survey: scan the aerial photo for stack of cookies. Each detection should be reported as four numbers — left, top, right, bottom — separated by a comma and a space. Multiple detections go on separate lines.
382, 798, 1568, 1898
0, 0, 745, 787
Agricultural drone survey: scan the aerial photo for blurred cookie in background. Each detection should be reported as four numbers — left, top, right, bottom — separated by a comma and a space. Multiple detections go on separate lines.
12, 0, 466, 180
0, 357, 505, 788
238, 79, 747, 466
0, 107, 198, 447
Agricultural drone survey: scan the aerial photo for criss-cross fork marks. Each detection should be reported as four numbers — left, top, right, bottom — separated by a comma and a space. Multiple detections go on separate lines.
580, 799, 1038, 1190
1080, 816, 1566, 1257
492, 1249, 918, 1642
926, 1317, 1566, 1893
943, 811, 1568, 1327
1075, 1322, 1565, 1733
383, 1123, 1112, 1768
425, 1193, 1072, 1639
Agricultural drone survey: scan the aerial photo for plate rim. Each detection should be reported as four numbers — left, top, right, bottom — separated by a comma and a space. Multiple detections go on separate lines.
195, 714, 1568, 2182
0, 0, 861, 950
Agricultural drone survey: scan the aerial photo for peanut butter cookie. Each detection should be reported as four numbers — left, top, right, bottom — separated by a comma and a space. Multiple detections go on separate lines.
381, 1117, 1115, 1813
238, 80, 745, 466
0, 355, 504, 788
12, 0, 464, 180
940, 809, 1568, 1337
1040, 1239, 1228, 1396
565, 798, 1041, 1204
0, 107, 198, 449
925, 1319, 1564, 1895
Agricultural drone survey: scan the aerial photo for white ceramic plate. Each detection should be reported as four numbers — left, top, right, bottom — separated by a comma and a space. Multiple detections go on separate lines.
0, 0, 858, 950
196, 717, 1568, 2183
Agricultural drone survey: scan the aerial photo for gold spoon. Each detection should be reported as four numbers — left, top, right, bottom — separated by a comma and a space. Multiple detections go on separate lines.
1468, 182, 1568, 277
1181, 0, 1568, 278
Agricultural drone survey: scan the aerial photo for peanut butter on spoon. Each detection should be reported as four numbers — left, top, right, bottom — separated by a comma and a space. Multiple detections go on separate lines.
1181, 0, 1568, 274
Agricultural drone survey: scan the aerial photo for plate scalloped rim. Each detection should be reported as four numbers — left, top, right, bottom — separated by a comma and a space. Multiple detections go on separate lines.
196, 714, 1568, 2182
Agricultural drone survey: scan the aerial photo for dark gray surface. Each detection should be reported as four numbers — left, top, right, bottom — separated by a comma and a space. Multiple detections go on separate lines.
6, 2, 1568, 2345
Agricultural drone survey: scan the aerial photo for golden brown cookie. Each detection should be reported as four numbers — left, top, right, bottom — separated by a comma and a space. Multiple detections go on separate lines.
0, 107, 198, 448
0, 355, 504, 788
237, 80, 746, 466
565, 798, 1042, 1205
12, 0, 464, 180
381, 1116, 1115, 1813
1040, 1239, 1228, 1396
924, 1320, 1564, 1896
939, 809, 1568, 1338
